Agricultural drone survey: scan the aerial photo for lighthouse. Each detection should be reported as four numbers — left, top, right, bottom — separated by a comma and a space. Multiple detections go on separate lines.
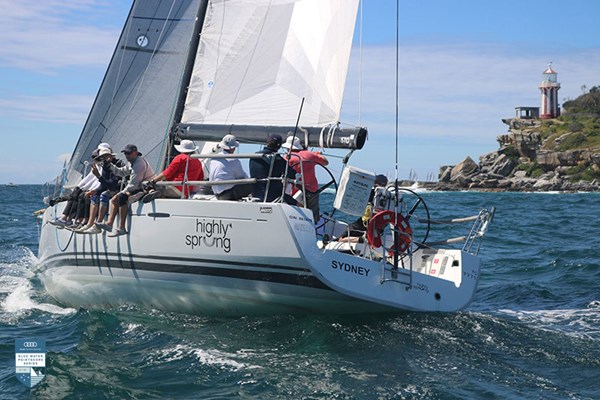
539, 63, 560, 119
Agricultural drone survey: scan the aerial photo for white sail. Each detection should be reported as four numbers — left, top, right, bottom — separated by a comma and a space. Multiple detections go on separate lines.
181, 0, 359, 127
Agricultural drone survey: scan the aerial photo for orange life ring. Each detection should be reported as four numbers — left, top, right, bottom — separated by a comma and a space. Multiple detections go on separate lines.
366, 210, 413, 254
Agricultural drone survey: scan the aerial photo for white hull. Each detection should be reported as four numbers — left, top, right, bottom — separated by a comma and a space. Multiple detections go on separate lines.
37, 199, 481, 316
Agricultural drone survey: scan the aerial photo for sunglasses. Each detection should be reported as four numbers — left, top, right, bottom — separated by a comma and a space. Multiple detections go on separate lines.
123, 151, 132, 155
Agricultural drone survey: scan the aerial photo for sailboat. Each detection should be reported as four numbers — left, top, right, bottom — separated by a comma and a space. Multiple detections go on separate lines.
37, 0, 494, 316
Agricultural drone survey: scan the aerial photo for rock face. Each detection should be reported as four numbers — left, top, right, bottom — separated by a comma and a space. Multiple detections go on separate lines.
433, 117, 600, 192
450, 157, 478, 186
488, 154, 516, 176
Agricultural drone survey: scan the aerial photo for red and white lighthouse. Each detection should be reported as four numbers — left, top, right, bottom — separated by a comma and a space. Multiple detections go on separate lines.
539, 63, 560, 119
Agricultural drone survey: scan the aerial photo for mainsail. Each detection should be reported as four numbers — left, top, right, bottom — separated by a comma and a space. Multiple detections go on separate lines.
65, 0, 201, 187
178, 0, 365, 149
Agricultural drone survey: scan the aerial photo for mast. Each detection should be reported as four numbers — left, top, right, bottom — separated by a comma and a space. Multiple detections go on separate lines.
160, 0, 210, 170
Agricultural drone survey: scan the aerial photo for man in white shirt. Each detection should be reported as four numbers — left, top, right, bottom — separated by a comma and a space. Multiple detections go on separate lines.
209, 134, 252, 200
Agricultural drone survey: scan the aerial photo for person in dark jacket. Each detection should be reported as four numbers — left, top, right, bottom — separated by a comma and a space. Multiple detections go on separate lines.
77, 148, 123, 234
249, 134, 297, 204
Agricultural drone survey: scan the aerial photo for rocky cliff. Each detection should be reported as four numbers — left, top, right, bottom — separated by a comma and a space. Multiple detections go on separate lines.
434, 117, 600, 192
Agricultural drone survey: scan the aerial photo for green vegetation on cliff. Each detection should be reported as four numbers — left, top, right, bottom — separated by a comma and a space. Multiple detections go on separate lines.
538, 86, 600, 151
562, 86, 600, 115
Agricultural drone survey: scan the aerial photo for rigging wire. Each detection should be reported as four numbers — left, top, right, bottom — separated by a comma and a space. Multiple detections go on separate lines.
358, 0, 363, 125
62, 2, 137, 186
107, 2, 135, 126
395, 0, 400, 183
393, 0, 400, 269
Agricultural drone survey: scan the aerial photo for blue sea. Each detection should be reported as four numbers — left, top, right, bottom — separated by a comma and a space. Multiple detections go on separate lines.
1, 185, 599, 399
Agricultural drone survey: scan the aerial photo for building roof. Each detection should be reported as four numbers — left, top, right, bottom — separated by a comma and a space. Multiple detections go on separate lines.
515, 106, 539, 110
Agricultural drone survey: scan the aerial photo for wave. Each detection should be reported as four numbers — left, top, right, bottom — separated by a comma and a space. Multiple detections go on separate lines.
497, 306, 600, 340
1, 279, 75, 316
0, 247, 76, 320
145, 343, 261, 371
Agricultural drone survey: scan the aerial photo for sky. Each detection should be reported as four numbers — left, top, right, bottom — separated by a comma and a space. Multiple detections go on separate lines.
1, 0, 600, 184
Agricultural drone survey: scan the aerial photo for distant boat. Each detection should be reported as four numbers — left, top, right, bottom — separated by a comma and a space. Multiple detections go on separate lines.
37, 0, 494, 316
4, 183, 16, 187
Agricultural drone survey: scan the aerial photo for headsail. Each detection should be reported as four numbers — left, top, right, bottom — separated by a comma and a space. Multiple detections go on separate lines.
179, 0, 364, 148
65, 0, 202, 187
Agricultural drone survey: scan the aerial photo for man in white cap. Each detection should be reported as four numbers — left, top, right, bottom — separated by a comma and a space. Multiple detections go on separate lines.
77, 147, 122, 234
49, 142, 116, 227
209, 134, 252, 200
141, 139, 203, 202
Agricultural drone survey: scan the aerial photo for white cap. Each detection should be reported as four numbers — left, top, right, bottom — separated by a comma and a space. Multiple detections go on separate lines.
282, 136, 302, 150
218, 134, 239, 150
98, 148, 113, 157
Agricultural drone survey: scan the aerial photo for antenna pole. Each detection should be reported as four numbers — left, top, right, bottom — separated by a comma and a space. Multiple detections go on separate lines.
289, 97, 306, 152
282, 97, 305, 201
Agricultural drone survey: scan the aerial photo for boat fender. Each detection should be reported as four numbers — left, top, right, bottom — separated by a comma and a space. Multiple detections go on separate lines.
366, 210, 412, 253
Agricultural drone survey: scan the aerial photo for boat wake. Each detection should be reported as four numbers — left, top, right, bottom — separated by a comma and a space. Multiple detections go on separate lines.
0, 247, 76, 320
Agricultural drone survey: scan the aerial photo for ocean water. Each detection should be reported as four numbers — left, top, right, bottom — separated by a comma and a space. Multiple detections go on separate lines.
1, 185, 599, 399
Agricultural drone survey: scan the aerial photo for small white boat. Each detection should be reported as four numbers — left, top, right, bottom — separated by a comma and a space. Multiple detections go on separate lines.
37, 0, 493, 316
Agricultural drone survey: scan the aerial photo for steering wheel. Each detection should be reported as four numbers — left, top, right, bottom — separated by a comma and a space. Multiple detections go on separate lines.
386, 186, 431, 249
312, 163, 338, 230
